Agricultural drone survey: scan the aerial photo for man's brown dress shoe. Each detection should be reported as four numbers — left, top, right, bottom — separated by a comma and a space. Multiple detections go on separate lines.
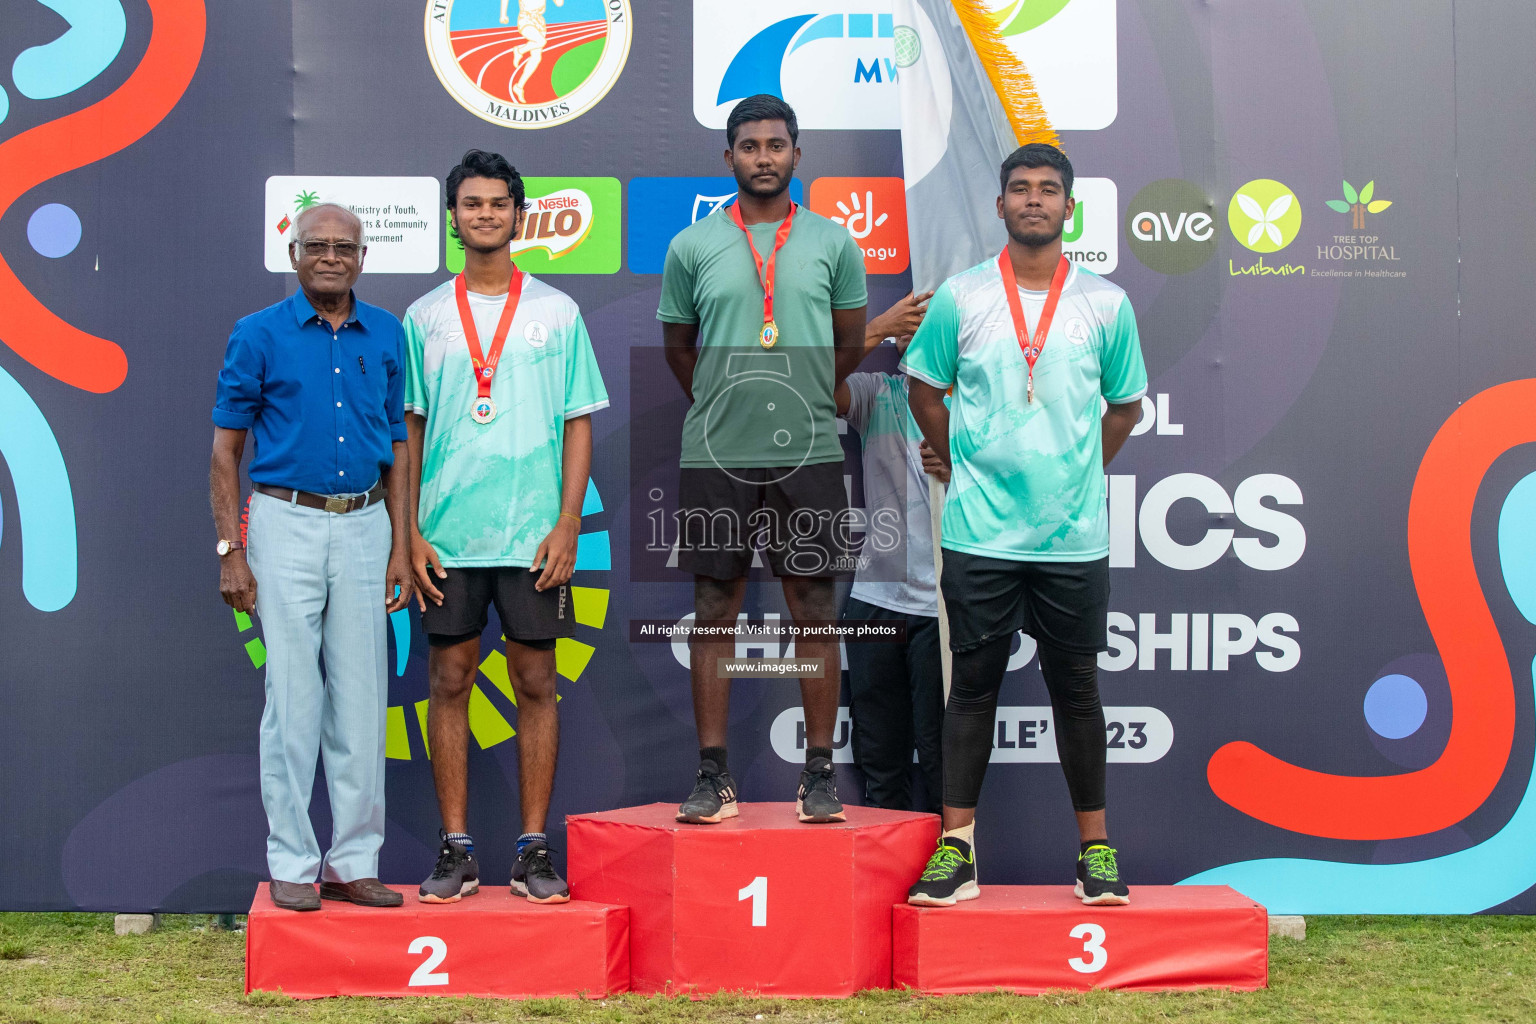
319, 878, 404, 907
269, 880, 320, 911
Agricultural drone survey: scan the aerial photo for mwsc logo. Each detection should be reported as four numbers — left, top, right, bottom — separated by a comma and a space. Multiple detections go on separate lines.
693, 2, 902, 130
424, 0, 632, 129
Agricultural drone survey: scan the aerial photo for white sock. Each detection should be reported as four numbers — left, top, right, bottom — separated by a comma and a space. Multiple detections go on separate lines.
942, 822, 975, 847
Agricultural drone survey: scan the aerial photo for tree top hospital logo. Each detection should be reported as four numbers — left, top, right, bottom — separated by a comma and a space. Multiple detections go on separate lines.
424, 0, 632, 129
1228, 179, 1302, 253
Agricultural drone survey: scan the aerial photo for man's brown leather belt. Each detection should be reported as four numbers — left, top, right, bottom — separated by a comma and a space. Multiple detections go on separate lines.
253, 482, 385, 514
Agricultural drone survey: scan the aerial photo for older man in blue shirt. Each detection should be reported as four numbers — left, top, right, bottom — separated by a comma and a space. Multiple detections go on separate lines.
210, 203, 414, 912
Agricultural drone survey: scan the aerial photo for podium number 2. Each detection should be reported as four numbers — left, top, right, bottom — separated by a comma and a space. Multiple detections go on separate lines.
738, 875, 768, 927
1068, 923, 1107, 974
408, 936, 449, 987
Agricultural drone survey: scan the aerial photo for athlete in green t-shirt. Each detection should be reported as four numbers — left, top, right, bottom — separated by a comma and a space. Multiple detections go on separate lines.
902, 144, 1147, 908
405, 150, 609, 906
659, 95, 869, 825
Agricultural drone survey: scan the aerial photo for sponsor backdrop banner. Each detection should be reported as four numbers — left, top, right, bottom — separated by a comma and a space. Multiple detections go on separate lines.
1, 0, 1533, 914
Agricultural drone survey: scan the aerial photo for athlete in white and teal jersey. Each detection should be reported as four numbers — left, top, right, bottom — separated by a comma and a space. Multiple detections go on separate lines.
903, 144, 1146, 910
404, 274, 608, 566
900, 260, 1146, 561
406, 153, 608, 909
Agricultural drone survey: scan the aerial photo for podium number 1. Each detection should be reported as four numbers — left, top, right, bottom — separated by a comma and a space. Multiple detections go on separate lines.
408, 936, 450, 986
1068, 923, 1107, 974
738, 875, 768, 927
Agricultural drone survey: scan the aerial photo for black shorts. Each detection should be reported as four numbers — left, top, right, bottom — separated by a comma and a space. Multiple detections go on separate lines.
939, 550, 1110, 655
421, 567, 573, 650
676, 463, 851, 579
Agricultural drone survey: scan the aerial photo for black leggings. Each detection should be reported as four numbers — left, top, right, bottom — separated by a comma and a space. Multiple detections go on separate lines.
942, 635, 1106, 812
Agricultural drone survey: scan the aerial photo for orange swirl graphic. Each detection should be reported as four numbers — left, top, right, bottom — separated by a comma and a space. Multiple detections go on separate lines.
0, 0, 205, 393
1207, 379, 1536, 839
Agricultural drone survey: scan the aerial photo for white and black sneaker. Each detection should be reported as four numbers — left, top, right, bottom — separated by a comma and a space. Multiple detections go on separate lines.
676, 760, 739, 824
907, 836, 980, 906
418, 830, 479, 904
511, 841, 570, 904
796, 756, 845, 822
1076, 844, 1131, 906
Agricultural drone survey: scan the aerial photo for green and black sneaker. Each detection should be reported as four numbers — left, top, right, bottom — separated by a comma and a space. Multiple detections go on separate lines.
1075, 843, 1131, 906
907, 836, 979, 906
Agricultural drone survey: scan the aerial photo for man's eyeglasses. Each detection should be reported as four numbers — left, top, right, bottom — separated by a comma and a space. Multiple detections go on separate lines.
296, 240, 364, 259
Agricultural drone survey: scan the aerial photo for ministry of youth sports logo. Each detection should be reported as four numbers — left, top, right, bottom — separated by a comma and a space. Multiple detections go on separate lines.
425, 0, 632, 129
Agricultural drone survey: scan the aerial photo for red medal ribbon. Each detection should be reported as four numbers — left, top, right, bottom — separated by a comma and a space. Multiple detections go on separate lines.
998, 250, 1071, 402
729, 200, 796, 330
454, 266, 524, 401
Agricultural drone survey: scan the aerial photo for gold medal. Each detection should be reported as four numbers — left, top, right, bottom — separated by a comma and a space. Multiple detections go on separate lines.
760, 319, 779, 349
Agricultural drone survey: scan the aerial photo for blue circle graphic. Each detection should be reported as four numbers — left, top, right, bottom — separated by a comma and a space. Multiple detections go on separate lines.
27, 203, 82, 258
1364, 674, 1428, 739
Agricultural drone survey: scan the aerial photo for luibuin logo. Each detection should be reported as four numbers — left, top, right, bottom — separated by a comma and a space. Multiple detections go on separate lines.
424, 0, 632, 130
1228, 179, 1302, 254
1326, 180, 1392, 231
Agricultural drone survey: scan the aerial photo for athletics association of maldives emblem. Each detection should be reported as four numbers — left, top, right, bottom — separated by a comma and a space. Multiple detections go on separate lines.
425, 0, 632, 129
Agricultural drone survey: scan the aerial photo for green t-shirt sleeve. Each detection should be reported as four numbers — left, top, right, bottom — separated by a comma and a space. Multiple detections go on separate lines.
403, 308, 428, 415
899, 281, 960, 388
1100, 294, 1149, 404
657, 237, 699, 324
830, 229, 868, 309
564, 313, 611, 418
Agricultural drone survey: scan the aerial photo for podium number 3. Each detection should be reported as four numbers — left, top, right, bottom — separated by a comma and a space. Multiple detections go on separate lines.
738, 875, 768, 927
1068, 923, 1107, 974
408, 936, 449, 986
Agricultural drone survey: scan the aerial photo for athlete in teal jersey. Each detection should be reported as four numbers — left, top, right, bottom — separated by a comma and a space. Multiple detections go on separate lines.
903, 144, 1145, 909
406, 150, 607, 907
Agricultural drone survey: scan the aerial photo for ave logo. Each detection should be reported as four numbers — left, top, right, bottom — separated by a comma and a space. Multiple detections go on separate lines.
1132, 211, 1213, 243
1125, 179, 1217, 274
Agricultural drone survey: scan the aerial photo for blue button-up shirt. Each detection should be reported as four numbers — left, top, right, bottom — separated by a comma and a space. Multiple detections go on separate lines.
213, 291, 407, 494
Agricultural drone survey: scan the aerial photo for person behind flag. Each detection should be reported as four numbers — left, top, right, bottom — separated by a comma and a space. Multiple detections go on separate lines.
901, 144, 1147, 907
404, 149, 609, 905
659, 94, 869, 825
834, 294, 951, 813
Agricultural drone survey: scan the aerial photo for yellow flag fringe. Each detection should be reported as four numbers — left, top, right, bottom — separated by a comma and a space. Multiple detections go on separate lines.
950, 0, 1061, 149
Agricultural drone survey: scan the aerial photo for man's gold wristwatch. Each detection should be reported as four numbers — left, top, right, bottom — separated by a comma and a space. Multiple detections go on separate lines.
217, 539, 244, 557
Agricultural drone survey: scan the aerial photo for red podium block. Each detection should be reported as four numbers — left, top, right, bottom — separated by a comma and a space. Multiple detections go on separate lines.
567, 802, 938, 997
893, 885, 1267, 994
245, 884, 629, 999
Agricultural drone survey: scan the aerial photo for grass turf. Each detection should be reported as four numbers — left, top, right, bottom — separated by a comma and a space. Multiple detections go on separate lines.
2, 912, 1535, 1023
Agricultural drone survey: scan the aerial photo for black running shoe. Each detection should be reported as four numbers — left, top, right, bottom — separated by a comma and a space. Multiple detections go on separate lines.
418, 830, 479, 904
511, 841, 570, 904
796, 756, 845, 823
676, 760, 739, 824
1076, 843, 1131, 906
907, 836, 979, 906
